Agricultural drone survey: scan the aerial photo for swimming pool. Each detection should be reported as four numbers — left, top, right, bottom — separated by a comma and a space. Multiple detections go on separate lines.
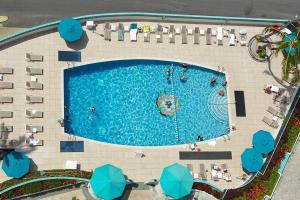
64, 59, 229, 146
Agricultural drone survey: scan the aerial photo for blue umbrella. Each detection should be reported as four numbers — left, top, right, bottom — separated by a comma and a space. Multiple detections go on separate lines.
2, 151, 30, 178
283, 33, 297, 57
90, 164, 126, 200
160, 163, 193, 199
253, 130, 275, 154
58, 18, 83, 42
241, 148, 263, 173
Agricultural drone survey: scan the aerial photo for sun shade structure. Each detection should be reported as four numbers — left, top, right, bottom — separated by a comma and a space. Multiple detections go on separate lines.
2, 151, 30, 178
58, 18, 83, 42
283, 33, 297, 57
252, 130, 275, 154
90, 164, 126, 200
160, 163, 193, 199
241, 148, 263, 173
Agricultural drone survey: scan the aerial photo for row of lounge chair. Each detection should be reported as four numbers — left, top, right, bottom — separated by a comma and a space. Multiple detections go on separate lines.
262, 106, 284, 128
0, 95, 43, 104
0, 125, 43, 133
0, 109, 44, 118
186, 163, 207, 180
103, 23, 247, 45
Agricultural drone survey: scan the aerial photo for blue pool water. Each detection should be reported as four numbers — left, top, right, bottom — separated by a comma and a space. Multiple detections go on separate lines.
64, 59, 229, 146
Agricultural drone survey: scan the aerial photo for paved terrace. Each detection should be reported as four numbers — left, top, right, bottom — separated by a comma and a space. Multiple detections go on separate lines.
0, 21, 291, 190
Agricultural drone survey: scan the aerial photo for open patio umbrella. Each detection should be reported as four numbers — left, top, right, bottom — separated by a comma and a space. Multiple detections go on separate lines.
283, 33, 297, 57
2, 151, 30, 178
160, 163, 193, 199
252, 130, 275, 154
58, 18, 83, 42
241, 148, 263, 173
89, 164, 126, 200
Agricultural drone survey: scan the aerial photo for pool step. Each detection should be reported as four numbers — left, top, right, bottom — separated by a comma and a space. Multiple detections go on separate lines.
207, 87, 229, 123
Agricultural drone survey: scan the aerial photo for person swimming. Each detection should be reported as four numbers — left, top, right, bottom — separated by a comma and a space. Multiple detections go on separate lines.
89, 106, 95, 113
210, 77, 217, 84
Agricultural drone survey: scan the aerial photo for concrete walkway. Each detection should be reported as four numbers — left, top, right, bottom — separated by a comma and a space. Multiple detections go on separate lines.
273, 140, 300, 200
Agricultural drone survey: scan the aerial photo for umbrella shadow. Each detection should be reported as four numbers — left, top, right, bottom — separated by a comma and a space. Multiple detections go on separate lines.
66, 31, 89, 51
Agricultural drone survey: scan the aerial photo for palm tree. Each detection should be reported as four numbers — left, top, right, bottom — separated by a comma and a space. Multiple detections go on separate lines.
263, 23, 300, 83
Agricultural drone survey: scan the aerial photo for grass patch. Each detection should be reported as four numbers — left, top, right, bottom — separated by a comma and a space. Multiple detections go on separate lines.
285, 125, 300, 149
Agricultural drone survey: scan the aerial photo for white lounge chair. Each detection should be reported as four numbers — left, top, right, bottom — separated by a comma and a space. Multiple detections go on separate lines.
206, 28, 212, 45
26, 81, 43, 90
217, 27, 223, 45
27, 138, 43, 146
229, 29, 235, 46
65, 160, 78, 169
104, 23, 111, 41
26, 53, 43, 62
130, 27, 137, 42
156, 24, 163, 43
26, 95, 43, 103
0, 96, 13, 103
0, 111, 13, 118
169, 25, 175, 43
0, 67, 13, 74
26, 67, 43, 75
26, 109, 43, 118
267, 106, 284, 118
239, 29, 247, 46
26, 125, 43, 133
0, 82, 13, 89
262, 116, 279, 128
194, 27, 200, 44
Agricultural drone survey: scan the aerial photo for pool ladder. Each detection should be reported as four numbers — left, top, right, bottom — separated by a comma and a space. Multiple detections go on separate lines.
170, 64, 180, 142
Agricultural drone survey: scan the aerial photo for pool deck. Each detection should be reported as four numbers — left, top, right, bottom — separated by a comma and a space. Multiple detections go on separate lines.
0, 21, 294, 190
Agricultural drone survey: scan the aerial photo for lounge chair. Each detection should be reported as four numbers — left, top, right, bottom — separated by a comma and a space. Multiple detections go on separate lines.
262, 116, 279, 128
26, 138, 44, 146
26, 109, 43, 118
0, 111, 13, 118
130, 23, 138, 41
199, 164, 207, 180
150, 25, 156, 33
26, 125, 43, 133
267, 106, 284, 118
0, 67, 13, 74
274, 95, 290, 105
181, 25, 188, 44
186, 164, 193, 175
118, 23, 125, 41
143, 25, 150, 42
221, 163, 228, 171
217, 26, 223, 45
26, 95, 43, 104
194, 27, 200, 44
0, 82, 13, 89
0, 125, 13, 132
169, 25, 175, 43
85, 20, 95, 30
211, 164, 219, 181
104, 23, 111, 41
26, 53, 43, 62
206, 28, 212, 45
229, 29, 236, 46
156, 24, 163, 43
0, 139, 18, 149
26, 67, 43, 75
0, 96, 13, 103
239, 29, 247, 46
26, 81, 43, 90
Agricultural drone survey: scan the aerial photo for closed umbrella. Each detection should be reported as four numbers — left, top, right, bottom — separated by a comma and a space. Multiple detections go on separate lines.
2, 151, 30, 178
241, 148, 263, 173
89, 164, 126, 200
160, 163, 193, 199
253, 130, 275, 154
58, 18, 83, 42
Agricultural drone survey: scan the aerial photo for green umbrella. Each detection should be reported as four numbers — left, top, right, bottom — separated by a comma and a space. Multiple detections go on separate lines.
90, 164, 126, 200
160, 163, 193, 199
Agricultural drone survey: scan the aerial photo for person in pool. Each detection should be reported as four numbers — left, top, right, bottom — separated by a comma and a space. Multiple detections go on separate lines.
89, 106, 95, 113
210, 77, 217, 84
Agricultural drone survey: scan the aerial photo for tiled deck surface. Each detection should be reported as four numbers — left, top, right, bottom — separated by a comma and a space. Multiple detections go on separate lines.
0, 21, 293, 190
